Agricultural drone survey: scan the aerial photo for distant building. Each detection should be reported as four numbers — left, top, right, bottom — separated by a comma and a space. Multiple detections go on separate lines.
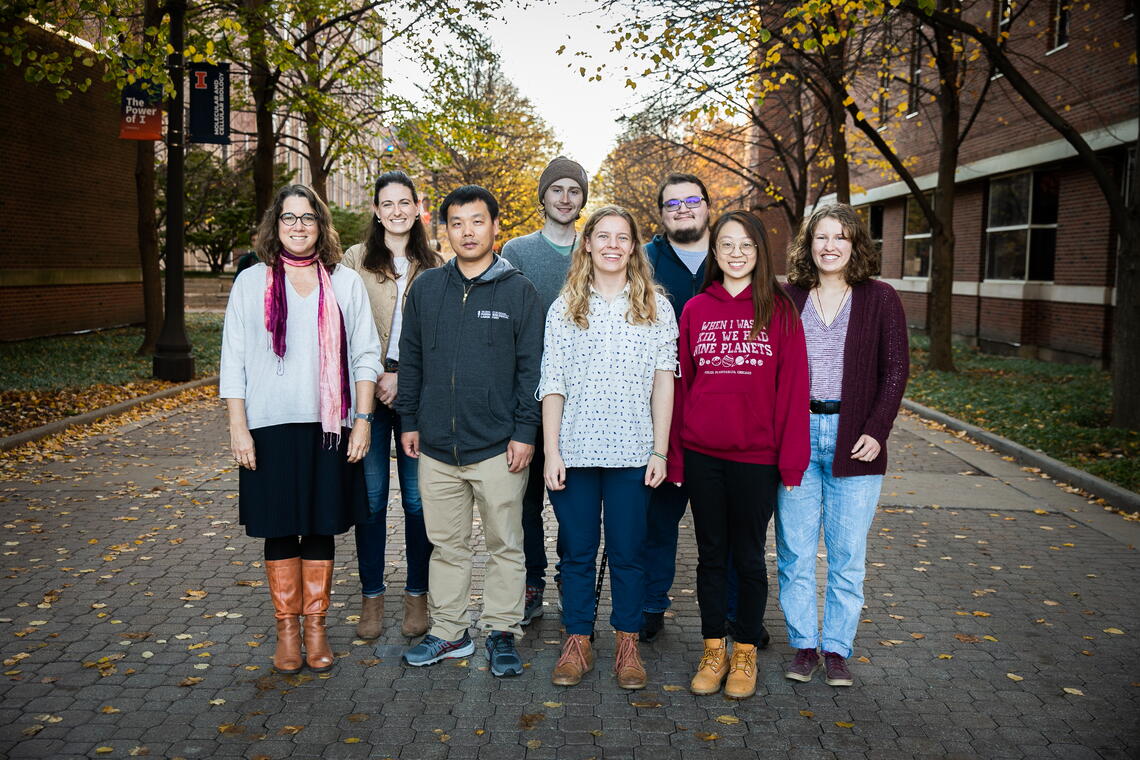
756, 2, 1136, 365
0, 22, 144, 341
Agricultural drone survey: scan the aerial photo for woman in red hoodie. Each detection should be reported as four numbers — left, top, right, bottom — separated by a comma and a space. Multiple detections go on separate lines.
668, 209, 810, 699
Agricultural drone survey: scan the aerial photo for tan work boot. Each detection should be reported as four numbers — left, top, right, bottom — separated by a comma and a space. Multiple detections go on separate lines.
264, 558, 303, 674
690, 638, 729, 695
613, 631, 647, 690
551, 634, 594, 686
356, 594, 384, 640
724, 642, 758, 699
401, 593, 429, 637
300, 559, 335, 672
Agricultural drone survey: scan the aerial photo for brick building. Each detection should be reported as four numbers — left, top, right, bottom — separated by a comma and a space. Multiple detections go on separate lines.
758, 1, 1136, 365
0, 23, 145, 341
854, 1, 1135, 364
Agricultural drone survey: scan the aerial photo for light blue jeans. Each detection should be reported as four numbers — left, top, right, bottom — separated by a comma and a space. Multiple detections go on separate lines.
776, 412, 882, 658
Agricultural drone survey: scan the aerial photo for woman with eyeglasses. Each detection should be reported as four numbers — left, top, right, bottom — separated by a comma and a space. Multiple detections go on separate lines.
667, 210, 809, 699
776, 203, 908, 689
220, 184, 381, 675
342, 171, 443, 641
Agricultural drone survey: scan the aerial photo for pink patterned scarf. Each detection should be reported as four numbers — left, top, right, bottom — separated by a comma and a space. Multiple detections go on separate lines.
264, 250, 351, 446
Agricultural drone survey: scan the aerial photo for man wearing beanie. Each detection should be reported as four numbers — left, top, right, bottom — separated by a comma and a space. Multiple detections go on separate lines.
502, 155, 588, 626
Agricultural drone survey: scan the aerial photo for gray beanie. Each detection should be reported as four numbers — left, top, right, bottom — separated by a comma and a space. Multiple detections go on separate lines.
538, 156, 588, 206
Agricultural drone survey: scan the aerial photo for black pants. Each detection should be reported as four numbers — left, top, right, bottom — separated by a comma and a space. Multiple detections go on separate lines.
685, 449, 779, 646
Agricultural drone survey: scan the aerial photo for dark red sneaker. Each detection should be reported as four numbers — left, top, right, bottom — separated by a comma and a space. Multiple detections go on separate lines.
822, 651, 854, 686
784, 648, 820, 682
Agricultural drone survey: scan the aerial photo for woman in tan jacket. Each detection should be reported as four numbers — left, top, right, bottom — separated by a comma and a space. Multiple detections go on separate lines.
343, 171, 443, 640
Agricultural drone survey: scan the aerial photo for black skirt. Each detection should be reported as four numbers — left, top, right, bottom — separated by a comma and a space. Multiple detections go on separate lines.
238, 423, 368, 538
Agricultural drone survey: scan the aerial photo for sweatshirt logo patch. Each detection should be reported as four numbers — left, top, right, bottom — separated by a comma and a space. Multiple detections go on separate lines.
477, 310, 510, 320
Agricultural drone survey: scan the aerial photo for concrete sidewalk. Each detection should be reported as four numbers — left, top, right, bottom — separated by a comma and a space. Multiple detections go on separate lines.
0, 396, 1136, 759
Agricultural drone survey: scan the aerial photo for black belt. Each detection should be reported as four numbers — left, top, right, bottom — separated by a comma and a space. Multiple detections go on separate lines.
810, 400, 841, 414
383, 358, 399, 373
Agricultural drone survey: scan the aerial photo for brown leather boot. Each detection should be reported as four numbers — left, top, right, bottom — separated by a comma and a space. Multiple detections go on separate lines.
724, 642, 758, 699
265, 558, 303, 674
401, 593, 429, 638
356, 594, 384, 640
613, 631, 647, 690
690, 638, 729, 695
301, 559, 335, 672
551, 634, 594, 686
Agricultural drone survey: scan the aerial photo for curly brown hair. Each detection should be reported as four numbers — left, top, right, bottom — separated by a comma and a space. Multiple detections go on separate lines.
786, 203, 880, 289
254, 184, 342, 270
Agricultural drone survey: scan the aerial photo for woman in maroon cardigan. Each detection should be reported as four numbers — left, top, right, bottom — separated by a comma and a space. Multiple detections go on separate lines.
776, 202, 909, 688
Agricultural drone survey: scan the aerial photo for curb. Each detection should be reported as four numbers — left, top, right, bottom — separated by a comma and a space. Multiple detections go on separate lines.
902, 398, 1140, 513
0, 375, 219, 453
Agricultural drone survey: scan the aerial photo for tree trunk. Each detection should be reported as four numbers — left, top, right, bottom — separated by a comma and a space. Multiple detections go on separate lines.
245, 0, 275, 222
926, 1, 960, 372
1111, 218, 1139, 428
1110, 17, 1140, 429
829, 39, 848, 205
135, 137, 163, 355
134, 0, 163, 357
303, 23, 328, 202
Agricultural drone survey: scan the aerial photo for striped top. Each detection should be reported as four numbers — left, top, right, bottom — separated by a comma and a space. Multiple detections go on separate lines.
803, 293, 851, 402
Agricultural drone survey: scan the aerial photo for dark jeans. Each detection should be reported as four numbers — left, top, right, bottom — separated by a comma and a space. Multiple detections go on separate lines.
685, 449, 779, 647
522, 426, 564, 589
355, 404, 431, 596
641, 481, 689, 613
549, 466, 650, 636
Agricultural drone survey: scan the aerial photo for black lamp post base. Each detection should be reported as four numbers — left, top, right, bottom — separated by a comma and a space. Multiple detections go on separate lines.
153, 355, 195, 382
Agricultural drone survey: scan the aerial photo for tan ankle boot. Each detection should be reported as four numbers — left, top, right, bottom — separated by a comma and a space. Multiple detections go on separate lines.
401, 593, 429, 637
613, 631, 647, 690
301, 559, 335, 672
690, 638, 729, 695
551, 634, 594, 686
724, 642, 758, 699
265, 558, 303, 674
356, 594, 384, 640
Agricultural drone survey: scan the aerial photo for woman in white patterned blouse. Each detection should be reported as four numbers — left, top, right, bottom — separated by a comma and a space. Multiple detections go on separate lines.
538, 205, 677, 691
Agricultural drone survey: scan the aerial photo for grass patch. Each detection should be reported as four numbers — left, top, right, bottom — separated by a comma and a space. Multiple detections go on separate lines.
0, 313, 223, 436
907, 336, 1139, 493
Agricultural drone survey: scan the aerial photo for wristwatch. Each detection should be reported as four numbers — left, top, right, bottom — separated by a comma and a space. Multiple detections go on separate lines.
353, 412, 374, 423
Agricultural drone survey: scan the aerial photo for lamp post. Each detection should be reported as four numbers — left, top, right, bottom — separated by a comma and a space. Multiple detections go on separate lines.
153, 0, 195, 381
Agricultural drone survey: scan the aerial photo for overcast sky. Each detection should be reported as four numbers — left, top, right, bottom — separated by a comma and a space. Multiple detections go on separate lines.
387, 0, 644, 177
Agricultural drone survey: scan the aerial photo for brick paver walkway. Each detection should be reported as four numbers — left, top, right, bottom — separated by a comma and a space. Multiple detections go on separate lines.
1, 395, 1137, 759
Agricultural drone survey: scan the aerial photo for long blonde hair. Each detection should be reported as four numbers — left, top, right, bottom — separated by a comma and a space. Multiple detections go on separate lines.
561, 206, 662, 329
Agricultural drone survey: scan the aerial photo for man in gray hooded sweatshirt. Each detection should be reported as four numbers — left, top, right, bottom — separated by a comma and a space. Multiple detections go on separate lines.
396, 185, 542, 678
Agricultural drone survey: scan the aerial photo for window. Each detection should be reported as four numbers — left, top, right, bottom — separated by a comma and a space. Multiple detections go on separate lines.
906, 34, 922, 117
995, 0, 1013, 36
855, 204, 885, 252
1050, 1, 1070, 49
903, 194, 932, 277
985, 171, 1059, 281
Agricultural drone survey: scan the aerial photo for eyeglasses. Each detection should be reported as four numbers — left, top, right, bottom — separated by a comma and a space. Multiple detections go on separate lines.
716, 239, 758, 257
279, 212, 318, 227
661, 196, 705, 212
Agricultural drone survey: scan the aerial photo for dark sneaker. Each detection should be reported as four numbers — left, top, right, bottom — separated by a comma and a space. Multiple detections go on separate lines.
403, 632, 474, 667
520, 584, 544, 626
485, 631, 523, 677
784, 648, 820, 682
822, 651, 853, 687
639, 611, 664, 643
724, 619, 772, 650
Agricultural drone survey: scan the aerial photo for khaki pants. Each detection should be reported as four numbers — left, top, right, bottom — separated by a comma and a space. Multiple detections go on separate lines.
419, 452, 527, 641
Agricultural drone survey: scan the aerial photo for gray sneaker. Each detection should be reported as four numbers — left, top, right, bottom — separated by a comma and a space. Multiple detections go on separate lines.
403, 632, 474, 667
485, 631, 523, 677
